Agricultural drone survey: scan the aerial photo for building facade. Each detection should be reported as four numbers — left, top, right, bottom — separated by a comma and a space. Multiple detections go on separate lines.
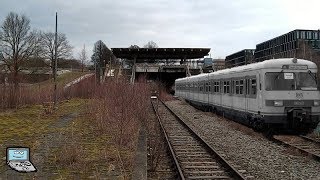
225, 49, 255, 68
255, 29, 320, 62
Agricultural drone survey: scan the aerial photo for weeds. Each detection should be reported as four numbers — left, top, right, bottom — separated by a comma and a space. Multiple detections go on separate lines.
91, 77, 149, 149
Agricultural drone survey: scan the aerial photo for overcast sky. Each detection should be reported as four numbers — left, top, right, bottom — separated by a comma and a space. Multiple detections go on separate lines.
1, 0, 320, 60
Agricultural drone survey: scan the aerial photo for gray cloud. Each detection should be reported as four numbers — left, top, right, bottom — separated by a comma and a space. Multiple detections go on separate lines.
1, 0, 319, 59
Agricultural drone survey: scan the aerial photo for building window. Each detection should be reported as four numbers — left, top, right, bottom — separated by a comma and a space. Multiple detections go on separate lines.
307, 31, 311, 39
301, 31, 306, 39
296, 31, 300, 39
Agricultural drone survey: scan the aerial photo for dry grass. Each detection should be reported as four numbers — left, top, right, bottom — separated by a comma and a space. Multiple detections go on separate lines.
0, 72, 88, 110
91, 77, 149, 149
54, 137, 85, 170
48, 76, 153, 178
1, 74, 168, 178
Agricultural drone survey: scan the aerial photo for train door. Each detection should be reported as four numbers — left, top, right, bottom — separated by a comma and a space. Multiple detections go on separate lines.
219, 80, 222, 106
245, 77, 249, 113
207, 74, 210, 105
258, 72, 263, 110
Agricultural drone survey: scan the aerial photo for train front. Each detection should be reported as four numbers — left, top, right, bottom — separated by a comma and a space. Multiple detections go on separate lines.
263, 58, 320, 133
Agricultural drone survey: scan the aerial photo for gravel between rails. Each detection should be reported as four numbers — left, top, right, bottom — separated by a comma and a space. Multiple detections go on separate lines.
165, 99, 320, 180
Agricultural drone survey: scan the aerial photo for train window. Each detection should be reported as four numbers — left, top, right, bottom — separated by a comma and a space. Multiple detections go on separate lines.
205, 82, 209, 92
223, 81, 230, 93
246, 79, 249, 95
211, 81, 213, 93
231, 80, 235, 94
265, 72, 295, 90
251, 79, 257, 95
214, 81, 220, 93
239, 80, 244, 94
235, 80, 239, 94
203, 82, 205, 92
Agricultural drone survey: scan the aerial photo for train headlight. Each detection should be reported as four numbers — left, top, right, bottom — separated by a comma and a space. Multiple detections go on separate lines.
274, 100, 283, 107
314, 100, 320, 106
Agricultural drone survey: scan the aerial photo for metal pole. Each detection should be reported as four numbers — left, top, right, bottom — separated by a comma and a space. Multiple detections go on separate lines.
54, 12, 58, 108
94, 53, 97, 89
98, 41, 102, 84
82, 44, 85, 72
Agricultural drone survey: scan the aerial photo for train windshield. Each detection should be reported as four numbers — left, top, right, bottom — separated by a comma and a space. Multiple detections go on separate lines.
265, 72, 318, 91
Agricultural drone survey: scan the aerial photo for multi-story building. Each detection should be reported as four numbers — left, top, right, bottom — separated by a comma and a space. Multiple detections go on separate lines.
225, 49, 255, 68
212, 59, 225, 71
255, 29, 320, 62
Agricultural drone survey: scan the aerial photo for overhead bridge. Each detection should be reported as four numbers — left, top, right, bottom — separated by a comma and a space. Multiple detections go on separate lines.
111, 47, 211, 91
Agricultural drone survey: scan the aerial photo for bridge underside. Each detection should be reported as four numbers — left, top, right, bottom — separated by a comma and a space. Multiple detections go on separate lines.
136, 72, 185, 91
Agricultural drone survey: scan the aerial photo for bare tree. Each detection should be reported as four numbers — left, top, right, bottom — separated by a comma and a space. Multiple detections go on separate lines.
40, 32, 72, 74
129, 44, 140, 49
0, 52, 3, 61
143, 41, 158, 48
0, 12, 41, 89
92, 40, 117, 83
78, 45, 87, 72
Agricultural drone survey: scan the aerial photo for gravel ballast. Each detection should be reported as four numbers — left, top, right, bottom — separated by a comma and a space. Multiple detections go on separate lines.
166, 99, 320, 180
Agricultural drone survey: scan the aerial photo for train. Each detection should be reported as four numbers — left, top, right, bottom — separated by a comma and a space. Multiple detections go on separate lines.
175, 58, 320, 133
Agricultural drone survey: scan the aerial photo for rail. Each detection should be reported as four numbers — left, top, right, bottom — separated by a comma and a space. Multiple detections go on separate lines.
151, 98, 248, 179
272, 135, 320, 161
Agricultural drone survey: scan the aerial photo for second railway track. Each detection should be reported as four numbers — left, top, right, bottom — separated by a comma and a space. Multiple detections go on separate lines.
272, 135, 320, 161
151, 98, 254, 180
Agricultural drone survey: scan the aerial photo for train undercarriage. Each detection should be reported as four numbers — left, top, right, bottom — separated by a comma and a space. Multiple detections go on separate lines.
186, 100, 320, 135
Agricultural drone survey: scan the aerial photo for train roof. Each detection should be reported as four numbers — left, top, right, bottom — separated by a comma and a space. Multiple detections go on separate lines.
211, 58, 317, 76
175, 58, 317, 82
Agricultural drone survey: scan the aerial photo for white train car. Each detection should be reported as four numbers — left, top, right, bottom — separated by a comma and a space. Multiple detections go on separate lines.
175, 58, 320, 132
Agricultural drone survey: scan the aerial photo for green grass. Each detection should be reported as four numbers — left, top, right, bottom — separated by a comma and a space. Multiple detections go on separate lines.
0, 98, 87, 148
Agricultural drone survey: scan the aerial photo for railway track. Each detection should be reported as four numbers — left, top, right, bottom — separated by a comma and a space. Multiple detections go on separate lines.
300, 135, 320, 144
151, 98, 252, 179
272, 135, 320, 161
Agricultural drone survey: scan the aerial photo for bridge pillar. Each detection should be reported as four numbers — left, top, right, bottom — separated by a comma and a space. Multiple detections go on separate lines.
130, 55, 137, 84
